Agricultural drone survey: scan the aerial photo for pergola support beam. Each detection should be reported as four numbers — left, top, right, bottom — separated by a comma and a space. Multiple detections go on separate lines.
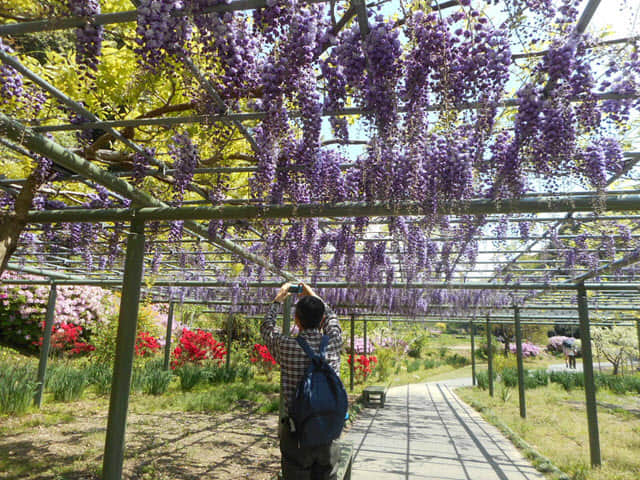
34, 283, 56, 408
103, 220, 146, 480
577, 283, 601, 467
514, 305, 526, 419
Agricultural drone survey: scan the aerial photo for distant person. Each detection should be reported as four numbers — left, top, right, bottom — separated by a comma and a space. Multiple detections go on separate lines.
568, 344, 577, 369
261, 282, 344, 480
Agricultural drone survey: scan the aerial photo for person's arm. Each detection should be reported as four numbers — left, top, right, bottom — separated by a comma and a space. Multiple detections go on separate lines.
260, 283, 292, 363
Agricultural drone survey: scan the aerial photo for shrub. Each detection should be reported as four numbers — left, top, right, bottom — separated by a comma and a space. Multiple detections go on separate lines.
476, 371, 490, 390
347, 354, 378, 383
529, 369, 549, 388
406, 359, 421, 373
423, 359, 440, 369
0, 362, 38, 414
445, 353, 469, 367
135, 331, 162, 357
171, 328, 226, 369
550, 371, 583, 391
509, 341, 541, 357
250, 343, 276, 376
351, 336, 376, 355
86, 362, 112, 395
501, 367, 518, 387
142, 365, 172, 395
407, 333, 429, 358
48, 365, 88, 402
175, 364, 203, 391
373, 348, 395, 380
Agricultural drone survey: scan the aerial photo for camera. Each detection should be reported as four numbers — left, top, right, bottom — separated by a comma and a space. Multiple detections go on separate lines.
288, 284, 303, 293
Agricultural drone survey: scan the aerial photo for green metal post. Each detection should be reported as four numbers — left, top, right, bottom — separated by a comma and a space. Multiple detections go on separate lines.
363, 318, 367, 356
226, 315, 233, 369
103, 220, 146, 480
163, 301, 175, 371
34, 283, 56, 407
279, 296, 292, 421
514, 306, 526, 418
577, 283, 601, 467
350, 314, 355, 392
636, 319, 640, 364
470, 319, 476, 387
486, 315, 494, 397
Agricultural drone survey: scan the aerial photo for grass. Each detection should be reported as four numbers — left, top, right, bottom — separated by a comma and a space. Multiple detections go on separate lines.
457, 383, 640, 480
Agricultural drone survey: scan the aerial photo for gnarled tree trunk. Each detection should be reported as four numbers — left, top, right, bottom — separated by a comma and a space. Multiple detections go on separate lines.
0, 168, 43, 275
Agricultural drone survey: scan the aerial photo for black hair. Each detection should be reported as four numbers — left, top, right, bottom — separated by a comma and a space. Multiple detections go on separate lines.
295, 296, 325, 330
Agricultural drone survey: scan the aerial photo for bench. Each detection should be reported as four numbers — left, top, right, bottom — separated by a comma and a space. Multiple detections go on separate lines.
275, 441, 353, 480
362, 385, 386, 407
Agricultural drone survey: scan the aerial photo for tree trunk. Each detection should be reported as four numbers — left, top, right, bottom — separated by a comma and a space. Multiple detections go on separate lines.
0, 168, 43, 275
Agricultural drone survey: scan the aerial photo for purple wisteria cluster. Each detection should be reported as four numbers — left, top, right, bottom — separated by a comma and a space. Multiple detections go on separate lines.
68, 0, 103, 71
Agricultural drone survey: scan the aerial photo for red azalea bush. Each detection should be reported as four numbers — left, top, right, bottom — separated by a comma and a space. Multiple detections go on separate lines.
250, 343, 277, 375
347, 354, 378, 383
36, 321, 95, 357
135, 331, 161, 357
171, 328, 226, 369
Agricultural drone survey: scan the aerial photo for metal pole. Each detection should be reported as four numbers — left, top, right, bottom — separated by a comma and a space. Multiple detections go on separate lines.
486, 315, 494, 397
636, 319, 640, 364
279, 296, 292, 421
470, 319, 476, 387
34, 283, 56, 408
103, 220, 146, 480
350, 314, 355, 392
363, 318, 367, 356
226, 315, 233, 369
577, 283, 601, 467
514, 306, 526, 419
163, 301, 175, 371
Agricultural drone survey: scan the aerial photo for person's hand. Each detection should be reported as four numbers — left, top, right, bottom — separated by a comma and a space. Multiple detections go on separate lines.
273, 282, 292, 303
299, 282, 317, 298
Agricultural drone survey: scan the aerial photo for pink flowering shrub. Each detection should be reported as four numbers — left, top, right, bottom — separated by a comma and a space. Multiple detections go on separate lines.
0, 272, 114, 354
509, 341, 541, 357
547, 335, 571, 353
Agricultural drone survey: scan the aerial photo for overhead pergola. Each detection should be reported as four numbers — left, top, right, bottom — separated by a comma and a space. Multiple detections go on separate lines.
1, 0, 640, 479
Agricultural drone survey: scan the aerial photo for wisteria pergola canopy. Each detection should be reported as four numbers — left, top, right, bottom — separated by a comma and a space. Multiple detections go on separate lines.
0, 0, 639, 313
1, 2, 640, 478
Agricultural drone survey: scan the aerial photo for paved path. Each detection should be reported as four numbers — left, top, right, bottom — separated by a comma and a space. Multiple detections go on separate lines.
345, 383, 544, 480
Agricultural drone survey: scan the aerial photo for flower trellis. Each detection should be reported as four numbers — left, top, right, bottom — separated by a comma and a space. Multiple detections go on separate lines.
1, 1, 640, 476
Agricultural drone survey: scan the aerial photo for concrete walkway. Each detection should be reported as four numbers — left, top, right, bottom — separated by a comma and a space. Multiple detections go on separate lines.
345, 383, 545, 480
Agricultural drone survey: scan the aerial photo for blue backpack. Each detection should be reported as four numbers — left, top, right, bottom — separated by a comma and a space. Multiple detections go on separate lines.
288, 335, 348, 447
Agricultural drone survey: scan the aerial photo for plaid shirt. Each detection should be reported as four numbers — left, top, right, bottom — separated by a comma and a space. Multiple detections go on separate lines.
261, 300, 342, 410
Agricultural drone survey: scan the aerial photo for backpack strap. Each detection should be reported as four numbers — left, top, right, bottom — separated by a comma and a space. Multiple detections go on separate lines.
296, 335, 330, 361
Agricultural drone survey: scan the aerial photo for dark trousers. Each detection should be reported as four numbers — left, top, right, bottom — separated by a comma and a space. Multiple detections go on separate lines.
279, 420, 339, 480
569, 355, 576, 369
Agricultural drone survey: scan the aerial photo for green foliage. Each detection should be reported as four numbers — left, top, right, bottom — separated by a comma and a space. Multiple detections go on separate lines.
47, 364, 88, 402
501, 367, 518, 387
142, 362, 172, 396
175, 364, 202, 391
422, 359, 440, 369
407, 333, 429, 358
373, 348, 396, 380
528, 369, 549, 388
498, 384, 513, 403
476, 370, 490, 390
406, 359, 421, 373
444, 353, 469, 368
591, 326, 638, 375
549, 371, 584, 391
184, 382, 263, 412
0, 362, 38, 414
85, 362, 112, 395
204, 363, 252, 384
91, 301, 164, 363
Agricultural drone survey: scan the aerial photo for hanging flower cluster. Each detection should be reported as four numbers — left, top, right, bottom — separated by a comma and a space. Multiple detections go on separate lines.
171, 328, 226, 368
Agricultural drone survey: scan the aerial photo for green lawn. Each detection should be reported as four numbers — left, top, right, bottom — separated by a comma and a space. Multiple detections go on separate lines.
457, 383, 640, 480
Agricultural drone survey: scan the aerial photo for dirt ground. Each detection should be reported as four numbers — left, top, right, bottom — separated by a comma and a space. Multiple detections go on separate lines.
0, 397, 281, 480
